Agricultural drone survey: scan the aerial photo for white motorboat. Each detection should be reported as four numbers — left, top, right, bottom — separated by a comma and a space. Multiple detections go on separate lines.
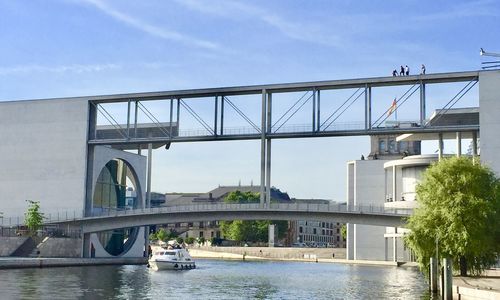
148, 246, 196, 271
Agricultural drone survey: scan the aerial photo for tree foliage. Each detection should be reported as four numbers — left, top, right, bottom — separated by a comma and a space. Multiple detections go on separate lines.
24, 200, 44, 235
220, 191, 288, 243
405, 157, 500, 276
341, 224, 347, 240
150, 228, 178, 242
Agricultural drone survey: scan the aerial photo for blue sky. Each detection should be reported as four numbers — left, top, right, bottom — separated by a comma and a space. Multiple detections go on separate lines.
0, 0, 498, 200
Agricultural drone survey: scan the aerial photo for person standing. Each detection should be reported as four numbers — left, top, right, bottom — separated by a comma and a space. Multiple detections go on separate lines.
405, 65, 409, 76
400, 65, 404, 76
421, 64, 426, 75
392, 69, 398, 76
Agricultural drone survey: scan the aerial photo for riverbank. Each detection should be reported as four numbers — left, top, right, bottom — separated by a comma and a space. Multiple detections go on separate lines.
187, 246, 415, 267
0, 257, 146, 270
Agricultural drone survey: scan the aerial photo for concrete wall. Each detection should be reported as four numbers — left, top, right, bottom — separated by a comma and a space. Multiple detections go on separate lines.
347, 160, 388, 260
37, 237, 82, 258
0, 99, 89, 218
0, 237, 29, 256
479, 70, 500, 175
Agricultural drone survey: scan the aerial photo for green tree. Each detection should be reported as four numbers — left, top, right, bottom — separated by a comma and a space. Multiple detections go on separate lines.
156, 228, 167, 242
176, 237, 184, 244
24, 200, 44, 236
185, 237, 195, 245
341, 224, 347, 240
197, 237, 206, 245
220, 191, 288, 243
405, 157, 500, 276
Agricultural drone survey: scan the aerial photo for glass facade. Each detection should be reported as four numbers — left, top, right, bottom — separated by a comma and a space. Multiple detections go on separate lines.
92, 159, 139, 256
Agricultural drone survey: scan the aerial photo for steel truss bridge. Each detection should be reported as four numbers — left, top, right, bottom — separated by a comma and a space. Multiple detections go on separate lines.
85, 71, 480, 207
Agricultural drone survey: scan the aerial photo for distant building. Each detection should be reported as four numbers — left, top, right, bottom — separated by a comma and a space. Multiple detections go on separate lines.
157, 185, 346, 247
348, 108, 480, 261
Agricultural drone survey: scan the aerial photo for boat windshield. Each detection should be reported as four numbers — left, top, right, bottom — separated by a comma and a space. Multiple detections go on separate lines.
164, 251, 177, 256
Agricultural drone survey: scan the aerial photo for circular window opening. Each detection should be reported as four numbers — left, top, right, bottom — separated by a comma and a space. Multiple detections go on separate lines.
92, 159, 141, 256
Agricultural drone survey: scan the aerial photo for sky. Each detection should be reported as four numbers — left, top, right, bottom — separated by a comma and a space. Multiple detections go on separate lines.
0, 0, 498, 200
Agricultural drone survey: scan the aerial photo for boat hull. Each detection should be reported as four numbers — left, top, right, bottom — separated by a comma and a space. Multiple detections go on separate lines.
148, 259, 196, 271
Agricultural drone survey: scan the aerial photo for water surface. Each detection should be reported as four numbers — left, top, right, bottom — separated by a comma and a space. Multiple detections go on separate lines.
0, 259, 430, 299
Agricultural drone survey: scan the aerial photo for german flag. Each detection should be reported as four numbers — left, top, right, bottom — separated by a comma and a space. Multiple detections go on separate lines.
387, 98, 397, 116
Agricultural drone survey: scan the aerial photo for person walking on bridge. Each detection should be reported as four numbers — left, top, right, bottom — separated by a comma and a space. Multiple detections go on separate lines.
400, 65, 404, 76
405, 65, 410, 76
421, 64, 426, 74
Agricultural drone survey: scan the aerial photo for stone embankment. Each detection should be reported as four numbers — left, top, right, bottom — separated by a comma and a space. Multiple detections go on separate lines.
188, 246, 405, 266
190, 245, 345, 260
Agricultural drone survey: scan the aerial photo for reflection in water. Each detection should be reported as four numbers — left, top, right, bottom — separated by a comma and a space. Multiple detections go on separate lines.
0, 260, 429, 299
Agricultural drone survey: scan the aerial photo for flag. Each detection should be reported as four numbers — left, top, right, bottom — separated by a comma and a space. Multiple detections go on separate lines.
387, 98, 397, 116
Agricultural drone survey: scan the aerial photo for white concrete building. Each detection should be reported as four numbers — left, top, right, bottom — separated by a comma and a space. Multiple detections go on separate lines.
0, 98, 173, 258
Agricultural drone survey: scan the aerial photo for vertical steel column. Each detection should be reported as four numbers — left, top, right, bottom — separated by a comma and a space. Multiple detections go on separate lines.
365, 85, 372, 130
420, 82, 426, 125
214, 96, 218, 136
456, 132, 462, 157
266, 93, 272, 206
220, 96, 225, 135
438, 133, 444, 160
176, 99, 180, 126
126, 100, 131, 139
134, 101, 139, 138
317, 90, 321, 132
147, 143, 152, 208
260, 89, 267, 208
312, 89, 316, 132
169, 98, 173, 137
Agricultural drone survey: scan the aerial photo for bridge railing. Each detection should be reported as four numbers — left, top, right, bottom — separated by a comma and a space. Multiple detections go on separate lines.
0, 203, 413, 227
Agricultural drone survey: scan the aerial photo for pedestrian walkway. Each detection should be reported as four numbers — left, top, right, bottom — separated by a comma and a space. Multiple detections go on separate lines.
453, 270, 500, 299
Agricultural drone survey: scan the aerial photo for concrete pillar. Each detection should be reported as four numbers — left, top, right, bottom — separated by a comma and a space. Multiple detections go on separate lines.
392, 165, 396, 202
146, 143, 152, 208
265, 93, 272, 207
443, 258, 453, 300
384, 237, 388, 261
438, 133, 444, 160
346, 223, 355, 260
456, 132, 462, 157
393, 228, 398, 262
260, 89, 267, 208
430, 257, 438, 293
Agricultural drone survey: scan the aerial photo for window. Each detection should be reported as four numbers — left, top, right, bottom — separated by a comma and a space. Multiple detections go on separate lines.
337, 228, 340, 234
299, 227, 303, 233
199, 232, 204, 238
322, 229, 325, 235
337, 236, 340, 241
313, 228, 317, 235
389, 140, 396, 153
379, 140, 386, 152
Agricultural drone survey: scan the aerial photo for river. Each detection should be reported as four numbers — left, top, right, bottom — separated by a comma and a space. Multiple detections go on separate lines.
0, 259, 430, 299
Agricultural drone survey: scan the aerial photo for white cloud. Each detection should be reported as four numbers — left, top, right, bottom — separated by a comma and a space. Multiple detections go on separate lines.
173, 0, 341, 47
79, 0, 220, 50
0, 63, 120, 76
